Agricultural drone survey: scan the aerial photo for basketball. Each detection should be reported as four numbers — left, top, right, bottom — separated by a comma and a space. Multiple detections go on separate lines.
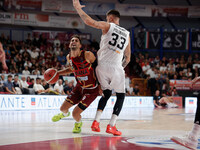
44, 68, 59, 84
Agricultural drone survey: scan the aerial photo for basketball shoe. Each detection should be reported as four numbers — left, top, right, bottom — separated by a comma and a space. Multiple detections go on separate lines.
91, 120, 100, 132
171, 135, 198, 150
52, 112, 70, 122
73, 122, 83, 133
106, 124, 122, 136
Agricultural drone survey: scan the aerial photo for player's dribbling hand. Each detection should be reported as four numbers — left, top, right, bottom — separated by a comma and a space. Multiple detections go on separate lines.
72, 0, 85, 9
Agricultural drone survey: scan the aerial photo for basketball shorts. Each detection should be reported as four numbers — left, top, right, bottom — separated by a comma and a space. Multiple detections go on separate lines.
65, 84, 99, 109
96, 65, 125, 93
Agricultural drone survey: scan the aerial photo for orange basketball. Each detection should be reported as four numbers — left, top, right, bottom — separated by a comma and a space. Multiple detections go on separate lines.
44, 68, 59, 84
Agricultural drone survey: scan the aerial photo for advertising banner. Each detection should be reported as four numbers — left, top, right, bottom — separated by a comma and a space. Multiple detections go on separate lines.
170, 80, 200, 90
145, 31, 161, 49
12, 12, 84, 29
49, 16, 85, 29
82, 2, 115, 15
162, 31, 189, 50
0, 95, 154, 110
0, 12, 12, 24
185, 97, 197, 108
115, 4, 151, 17
41, 0, 61, 12
191, 31, 200, 51
61, 1, 76, 14
13, 13, 49, 26
152, 6, 188, 17
4, 0, 42, 11
172, 97, 183, 108
188, 6, 200, 18
138, 31, 189, 50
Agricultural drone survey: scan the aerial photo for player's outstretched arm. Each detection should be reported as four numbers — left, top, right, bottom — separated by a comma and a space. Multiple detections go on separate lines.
72, 0, 109, 32
122, 37, 131, 68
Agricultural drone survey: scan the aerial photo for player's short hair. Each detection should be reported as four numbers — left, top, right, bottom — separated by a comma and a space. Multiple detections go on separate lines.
70, 35, 82, 45
106, 9, 120, 19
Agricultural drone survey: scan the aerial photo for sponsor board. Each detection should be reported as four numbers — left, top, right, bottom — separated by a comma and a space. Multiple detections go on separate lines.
0, 95, 154, 110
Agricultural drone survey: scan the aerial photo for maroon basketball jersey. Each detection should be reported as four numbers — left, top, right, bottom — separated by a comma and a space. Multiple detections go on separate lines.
70, 50, 97, 88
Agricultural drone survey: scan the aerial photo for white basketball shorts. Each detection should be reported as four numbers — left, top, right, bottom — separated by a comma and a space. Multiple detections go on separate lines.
95, 64, 125, 93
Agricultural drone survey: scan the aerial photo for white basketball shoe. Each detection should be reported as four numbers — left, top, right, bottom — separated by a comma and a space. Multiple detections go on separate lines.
171, 135, 198, 150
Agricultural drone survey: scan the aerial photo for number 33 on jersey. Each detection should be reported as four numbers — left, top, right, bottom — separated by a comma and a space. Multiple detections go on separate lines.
97, 23, 130, 66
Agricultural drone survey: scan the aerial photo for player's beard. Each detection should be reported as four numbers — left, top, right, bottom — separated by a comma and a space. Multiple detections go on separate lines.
71, 47, 77, 51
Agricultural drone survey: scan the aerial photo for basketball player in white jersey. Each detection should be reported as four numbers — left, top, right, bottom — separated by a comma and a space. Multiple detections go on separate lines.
171, 76, 200, 150
0, 42, 8, 71
73, 0, 131, 136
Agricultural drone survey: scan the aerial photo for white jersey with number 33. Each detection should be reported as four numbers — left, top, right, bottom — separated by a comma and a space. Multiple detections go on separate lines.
97, 23, 130, 67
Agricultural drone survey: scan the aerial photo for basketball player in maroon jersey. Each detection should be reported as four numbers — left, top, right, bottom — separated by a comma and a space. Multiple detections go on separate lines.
52, 35, 99, 133
0, 42, 8, 71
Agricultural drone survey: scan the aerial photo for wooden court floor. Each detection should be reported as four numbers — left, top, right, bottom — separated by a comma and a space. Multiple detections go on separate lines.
0, 107, 198, 150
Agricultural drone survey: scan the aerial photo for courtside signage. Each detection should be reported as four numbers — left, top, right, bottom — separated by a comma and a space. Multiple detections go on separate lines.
0, 95, 154, 110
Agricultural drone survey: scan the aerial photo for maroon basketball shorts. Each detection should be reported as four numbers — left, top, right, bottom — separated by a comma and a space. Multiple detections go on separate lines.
65, 84, 99, 110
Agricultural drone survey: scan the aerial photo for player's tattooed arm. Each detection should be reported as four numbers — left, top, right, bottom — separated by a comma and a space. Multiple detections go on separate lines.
122, 37, 131, 68
73, 0, 109, 31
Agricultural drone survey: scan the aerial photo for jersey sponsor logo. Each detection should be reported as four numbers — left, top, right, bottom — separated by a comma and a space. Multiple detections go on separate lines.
74, 68, 90, 76
78, 76, 88, 81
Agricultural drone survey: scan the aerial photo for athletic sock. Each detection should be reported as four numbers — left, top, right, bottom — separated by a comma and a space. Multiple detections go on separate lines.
76, 120, 82, 123
63, 112, 69, 116
94, 111, 102, 122
109, 114, 118, 127
189, 123, 200, 140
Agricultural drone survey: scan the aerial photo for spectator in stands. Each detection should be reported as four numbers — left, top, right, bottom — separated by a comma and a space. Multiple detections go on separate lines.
13, 75, 22, 94
170, 87, 179, 96
32, 67, 40, 75
133, 84, 140, 96
26, 76, 31, 85
22, 66, 30, 75
41, 79, 49, 90
4, 74, 16, 94
0, 74, 5, 84
25, 33, 32, 45
54, 79, 65, 95
63, 80, 68, 89
32, 34, 40, 47
57, 51, 66, 66
160, 62, 167, 74
33, 77, 50, 95
64, 81, 74, 95
142, 61, 150, 74
24, 59, 32, 69
28, 78, 35, 88
53, 36, 61, 48
20, 76, 30, 94
44, 47, 53, 60
30, 47, 39, 60
127, 83, 133, 96
54, 46, 61, 56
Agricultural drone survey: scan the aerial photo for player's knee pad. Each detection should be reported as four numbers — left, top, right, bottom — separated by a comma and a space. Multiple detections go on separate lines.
113, 93, 125, 116
97, 89, 112, 111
